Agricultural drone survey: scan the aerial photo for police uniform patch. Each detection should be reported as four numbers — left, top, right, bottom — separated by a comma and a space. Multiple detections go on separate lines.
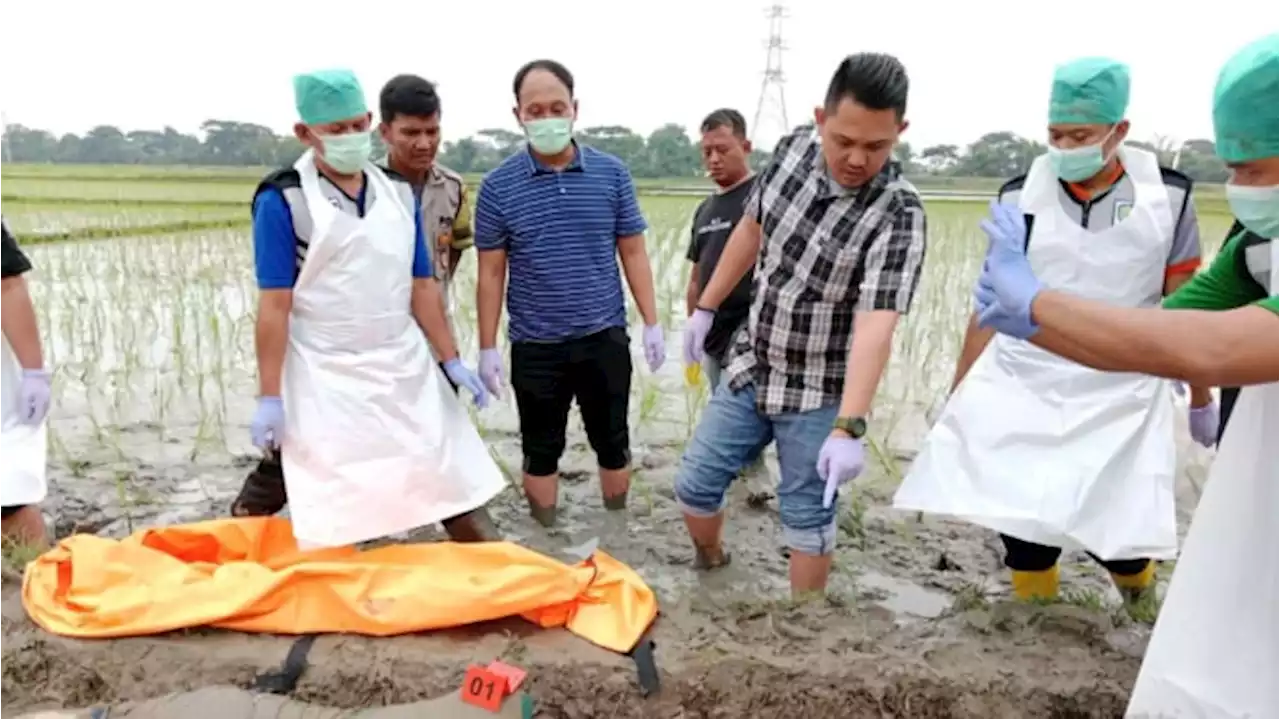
1114, 201, 1133, 223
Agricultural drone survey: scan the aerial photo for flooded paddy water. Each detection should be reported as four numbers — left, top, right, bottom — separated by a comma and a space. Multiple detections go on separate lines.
1, 187, 1237, 717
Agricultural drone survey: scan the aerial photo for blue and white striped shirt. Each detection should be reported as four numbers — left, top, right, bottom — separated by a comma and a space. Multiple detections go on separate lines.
474, 143, 647, 343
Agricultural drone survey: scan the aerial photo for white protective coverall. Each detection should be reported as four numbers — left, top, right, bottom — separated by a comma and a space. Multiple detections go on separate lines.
1125, 245, 1278, 719
895, 146, 1180, 561
280, 150, 504, 549
1, 335, 48, 511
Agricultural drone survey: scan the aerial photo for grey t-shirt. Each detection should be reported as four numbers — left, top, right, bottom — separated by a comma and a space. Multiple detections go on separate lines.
686, 176, 758, 361
998, 165, 1202, 275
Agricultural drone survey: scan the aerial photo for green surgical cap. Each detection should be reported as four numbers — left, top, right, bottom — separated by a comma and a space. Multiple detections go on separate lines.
1048, 57, 1130, 125
293, 69, 368, 126
1213, 33, 1279, 164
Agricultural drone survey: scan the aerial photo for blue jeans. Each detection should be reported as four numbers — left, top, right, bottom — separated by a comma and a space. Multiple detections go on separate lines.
675, 381, 839, 555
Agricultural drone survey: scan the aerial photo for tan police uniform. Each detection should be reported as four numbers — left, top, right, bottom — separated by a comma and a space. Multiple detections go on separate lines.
377, 157, 472, 279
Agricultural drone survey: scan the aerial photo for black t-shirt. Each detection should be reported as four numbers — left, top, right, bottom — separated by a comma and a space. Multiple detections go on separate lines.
686, 176, 758, 361
1, 219, 33, 279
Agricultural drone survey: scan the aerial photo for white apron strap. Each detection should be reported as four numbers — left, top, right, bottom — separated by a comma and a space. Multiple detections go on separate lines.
1017, 154, 1060, 214
1117, 145, 1175, 241
293, 151, 343, 293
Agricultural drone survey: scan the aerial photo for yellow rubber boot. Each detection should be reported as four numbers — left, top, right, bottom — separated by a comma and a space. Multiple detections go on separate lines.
1111, 562, 1156, 603
1010, 566, 1060, 602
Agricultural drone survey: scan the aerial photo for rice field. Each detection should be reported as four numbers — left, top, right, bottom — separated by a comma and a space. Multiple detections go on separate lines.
0, 163, 1242, 717
1, 166, 1238, 489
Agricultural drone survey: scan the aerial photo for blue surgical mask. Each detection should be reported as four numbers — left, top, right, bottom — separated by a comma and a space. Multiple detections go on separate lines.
1226, 183, 1280, 239
524, 118, 573, 155
1048, 128, 1117, 183
319, 130, 372, 174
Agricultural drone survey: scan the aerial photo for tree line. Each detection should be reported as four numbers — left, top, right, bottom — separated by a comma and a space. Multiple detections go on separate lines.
0, 121, 1232, 182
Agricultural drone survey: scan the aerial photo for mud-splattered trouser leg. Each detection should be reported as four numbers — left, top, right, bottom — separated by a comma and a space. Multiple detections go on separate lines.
768, 402, 840, 555
674, 383, 838, 555
675, 383, 771, 521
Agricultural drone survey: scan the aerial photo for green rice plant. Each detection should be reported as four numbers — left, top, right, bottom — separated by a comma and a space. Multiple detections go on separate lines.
7, 170, 1238, 530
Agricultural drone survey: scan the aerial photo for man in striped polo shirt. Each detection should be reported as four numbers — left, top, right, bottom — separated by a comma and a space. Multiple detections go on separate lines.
680, 54, 927, 595
475, 59, 665, 527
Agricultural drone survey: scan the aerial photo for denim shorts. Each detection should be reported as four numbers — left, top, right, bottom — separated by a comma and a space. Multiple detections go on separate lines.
674, 381, 839, 555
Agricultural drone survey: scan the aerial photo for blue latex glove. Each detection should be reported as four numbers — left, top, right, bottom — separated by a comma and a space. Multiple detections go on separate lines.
1188, 402, 1219, 448
443, 358, 489, 409
250, 396, 285, 450
816, 434, 865, 509
682, 309, 715, 364
973, 201, 1044, 340
642, 324, 666, 372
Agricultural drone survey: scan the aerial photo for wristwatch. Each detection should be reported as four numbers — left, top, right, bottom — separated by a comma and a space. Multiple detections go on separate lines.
833, 416, 868, 439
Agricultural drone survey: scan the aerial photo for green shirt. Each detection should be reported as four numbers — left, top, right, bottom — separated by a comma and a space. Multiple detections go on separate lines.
1162, 226, 1277, 315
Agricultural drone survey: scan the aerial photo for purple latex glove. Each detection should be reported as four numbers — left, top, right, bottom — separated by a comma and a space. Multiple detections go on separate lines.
442, 358, 489, 409
1188, 402, 1219, 448
682, 309, 715, 365
816, 434, 866, 508
250, 396, 284, 450
642, 324, 666, 372
18, 368, 51, 425
478, 348, 504, 399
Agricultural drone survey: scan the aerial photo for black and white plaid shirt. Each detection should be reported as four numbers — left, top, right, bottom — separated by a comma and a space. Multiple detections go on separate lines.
723, 126, 928, 415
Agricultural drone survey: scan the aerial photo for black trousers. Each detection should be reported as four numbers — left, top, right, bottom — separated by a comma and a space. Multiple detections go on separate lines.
1000, 534, 1150, 576
510, 327, 632, 477
1218, 386, 1240, 446
437, 360, 459, 394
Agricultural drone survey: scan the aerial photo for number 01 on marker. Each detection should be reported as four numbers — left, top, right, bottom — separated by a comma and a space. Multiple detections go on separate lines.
460, 664, 506, 712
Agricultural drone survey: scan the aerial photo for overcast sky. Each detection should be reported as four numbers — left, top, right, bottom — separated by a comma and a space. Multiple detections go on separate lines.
2, 0, 1275, 151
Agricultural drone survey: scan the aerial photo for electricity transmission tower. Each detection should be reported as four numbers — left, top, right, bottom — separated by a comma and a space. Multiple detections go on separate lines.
751, 4, 791, 148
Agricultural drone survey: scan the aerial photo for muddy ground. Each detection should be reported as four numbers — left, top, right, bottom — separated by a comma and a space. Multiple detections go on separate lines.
2, 332, 1216, 717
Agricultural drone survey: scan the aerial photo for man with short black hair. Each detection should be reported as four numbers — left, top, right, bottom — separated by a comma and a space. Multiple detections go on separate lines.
684, 108, 755, 390
475, 58, 665, 527
378, 74, 475, 395
378, 75, 474, 286
2, 218, 52, 548
679, 53, 927, 595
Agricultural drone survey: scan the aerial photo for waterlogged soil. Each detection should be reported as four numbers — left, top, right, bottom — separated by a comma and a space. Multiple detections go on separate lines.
2, 335, 1216, 717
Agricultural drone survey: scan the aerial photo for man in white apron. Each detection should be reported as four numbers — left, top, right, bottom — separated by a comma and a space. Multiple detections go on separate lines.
245, 69, 506, 549
230, 73, 501, 543
1, 219, 52, 547
968, 33, 1278, 719
896, 58, 1204, 607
